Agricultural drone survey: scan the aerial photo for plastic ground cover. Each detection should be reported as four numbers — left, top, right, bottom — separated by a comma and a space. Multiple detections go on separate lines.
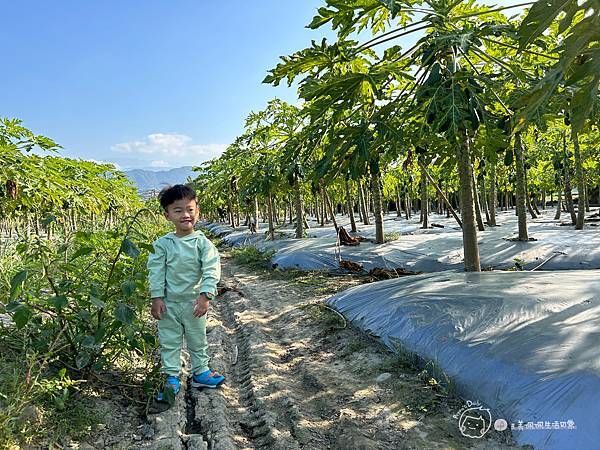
326, 270, 600, 450
200, 210, 600, 272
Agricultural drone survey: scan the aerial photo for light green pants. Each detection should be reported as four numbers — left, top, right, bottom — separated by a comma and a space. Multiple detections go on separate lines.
158, 299, 209, 376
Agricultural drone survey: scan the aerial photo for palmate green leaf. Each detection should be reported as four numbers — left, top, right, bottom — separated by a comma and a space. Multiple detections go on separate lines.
308, 7, 337, 29
48, 295, 68, 312
513, 66, 564, 128
9, 270, 28, 301
114, 303, 135, 325
121, 280, 136, 298
120, 239, 140, 259
306, 0, 409, 38
560, 14, 599, 63
81, 335, 96, 348
263, 39, 356, 87
516, 0, 599, 130
565, 51, 600, 87
518, 0, 571, 49
90, 296, 106, 309
12, 306, 33, 329
71, 246, 93, 260
75, 351, 91, 369
570, 75, 600, 133
558, 0, 581, 34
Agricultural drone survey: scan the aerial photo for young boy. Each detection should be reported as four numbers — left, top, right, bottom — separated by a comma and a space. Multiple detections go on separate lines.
147, 184, 224, 400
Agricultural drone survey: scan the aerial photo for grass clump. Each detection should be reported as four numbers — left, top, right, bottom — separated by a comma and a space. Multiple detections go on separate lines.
299, 302, 347, 329
384, 232, 401, 242
0, 346, 97, 448
231, 247, 275, 270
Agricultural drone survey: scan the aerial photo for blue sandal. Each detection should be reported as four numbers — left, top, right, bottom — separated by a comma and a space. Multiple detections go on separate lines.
156, 375, 180, 402
192, 369, 225, 388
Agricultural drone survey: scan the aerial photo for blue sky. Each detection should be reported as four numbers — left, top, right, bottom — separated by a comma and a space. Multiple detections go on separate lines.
1, 1, 333, 169
2, 1, 522, 170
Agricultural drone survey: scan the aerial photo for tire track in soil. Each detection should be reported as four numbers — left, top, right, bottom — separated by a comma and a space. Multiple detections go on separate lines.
216, 288, 301, 449
182, 288, 300, 450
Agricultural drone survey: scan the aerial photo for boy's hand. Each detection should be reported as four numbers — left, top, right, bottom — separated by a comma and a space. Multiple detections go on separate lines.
193, 294, 210, 317
151, 298, 166, 320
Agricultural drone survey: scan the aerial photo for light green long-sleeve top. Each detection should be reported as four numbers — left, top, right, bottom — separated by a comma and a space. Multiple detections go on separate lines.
147, 230, 221, 301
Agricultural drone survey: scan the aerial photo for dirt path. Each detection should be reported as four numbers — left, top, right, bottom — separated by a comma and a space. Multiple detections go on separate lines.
64, 255, 522, 449
177, 256, 521, 450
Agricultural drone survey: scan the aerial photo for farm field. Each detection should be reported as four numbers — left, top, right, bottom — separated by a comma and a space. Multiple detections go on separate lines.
206, 208, 600, 272
1, 0, 599, 449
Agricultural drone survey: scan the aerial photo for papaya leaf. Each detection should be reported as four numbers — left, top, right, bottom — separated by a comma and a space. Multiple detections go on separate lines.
121, 239, 140, 259
115, 303, 135, 325
12, 306, 33, 329
9, 270, 28, 301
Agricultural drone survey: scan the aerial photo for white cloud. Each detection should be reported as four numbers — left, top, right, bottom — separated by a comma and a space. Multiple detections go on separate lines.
87, 158, 121, 170
150, 160, 170, 168
112, 133, 227, 162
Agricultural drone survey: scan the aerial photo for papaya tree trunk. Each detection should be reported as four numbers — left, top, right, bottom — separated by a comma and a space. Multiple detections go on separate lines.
293, 178, 303, 239
324, 189, 338, 231
584, 184, 590, 212
273, 199, 279, 225
563, 132, 577, 225
33, 213, 40, 235
572, 129, 585, 230
371, 172, 385, 244
489, 161, 497, 226
420, 162, 429, 229
457, 133, 481, 271
419, 162, 462, 227
345, 179, 357, 232
554, 189, 562, 220
437, 181, 443, 215
523, 162, 537, 219
541, 191, 546, 210
532, 194, 541, 215
267, 193, 275, 240
404, 187, 410, 220
253, 196, 260, 232
356, 191, 364, 223
479, 175, 490, 225
514, 133, 529, 240
472, 173, 485, 232
227, 195, 235, 227
282, 200, 287, 225
514, 133, 529, 241
320, 190, 326, 226
358, 181, 370, 225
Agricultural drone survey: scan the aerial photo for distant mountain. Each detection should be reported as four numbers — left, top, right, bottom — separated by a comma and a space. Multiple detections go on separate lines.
125, 166, 196, 192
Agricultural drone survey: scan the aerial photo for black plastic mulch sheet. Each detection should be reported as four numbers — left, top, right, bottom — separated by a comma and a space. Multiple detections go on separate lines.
326, 270, 600, 450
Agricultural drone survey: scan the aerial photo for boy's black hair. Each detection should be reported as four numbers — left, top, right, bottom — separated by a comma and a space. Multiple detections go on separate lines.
158, 184, 197, 210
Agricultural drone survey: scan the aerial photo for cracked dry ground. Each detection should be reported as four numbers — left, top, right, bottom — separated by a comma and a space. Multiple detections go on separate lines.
150, 255, 521, 450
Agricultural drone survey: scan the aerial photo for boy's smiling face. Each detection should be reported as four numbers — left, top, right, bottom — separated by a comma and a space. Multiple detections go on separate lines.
164, 197, 199, 236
